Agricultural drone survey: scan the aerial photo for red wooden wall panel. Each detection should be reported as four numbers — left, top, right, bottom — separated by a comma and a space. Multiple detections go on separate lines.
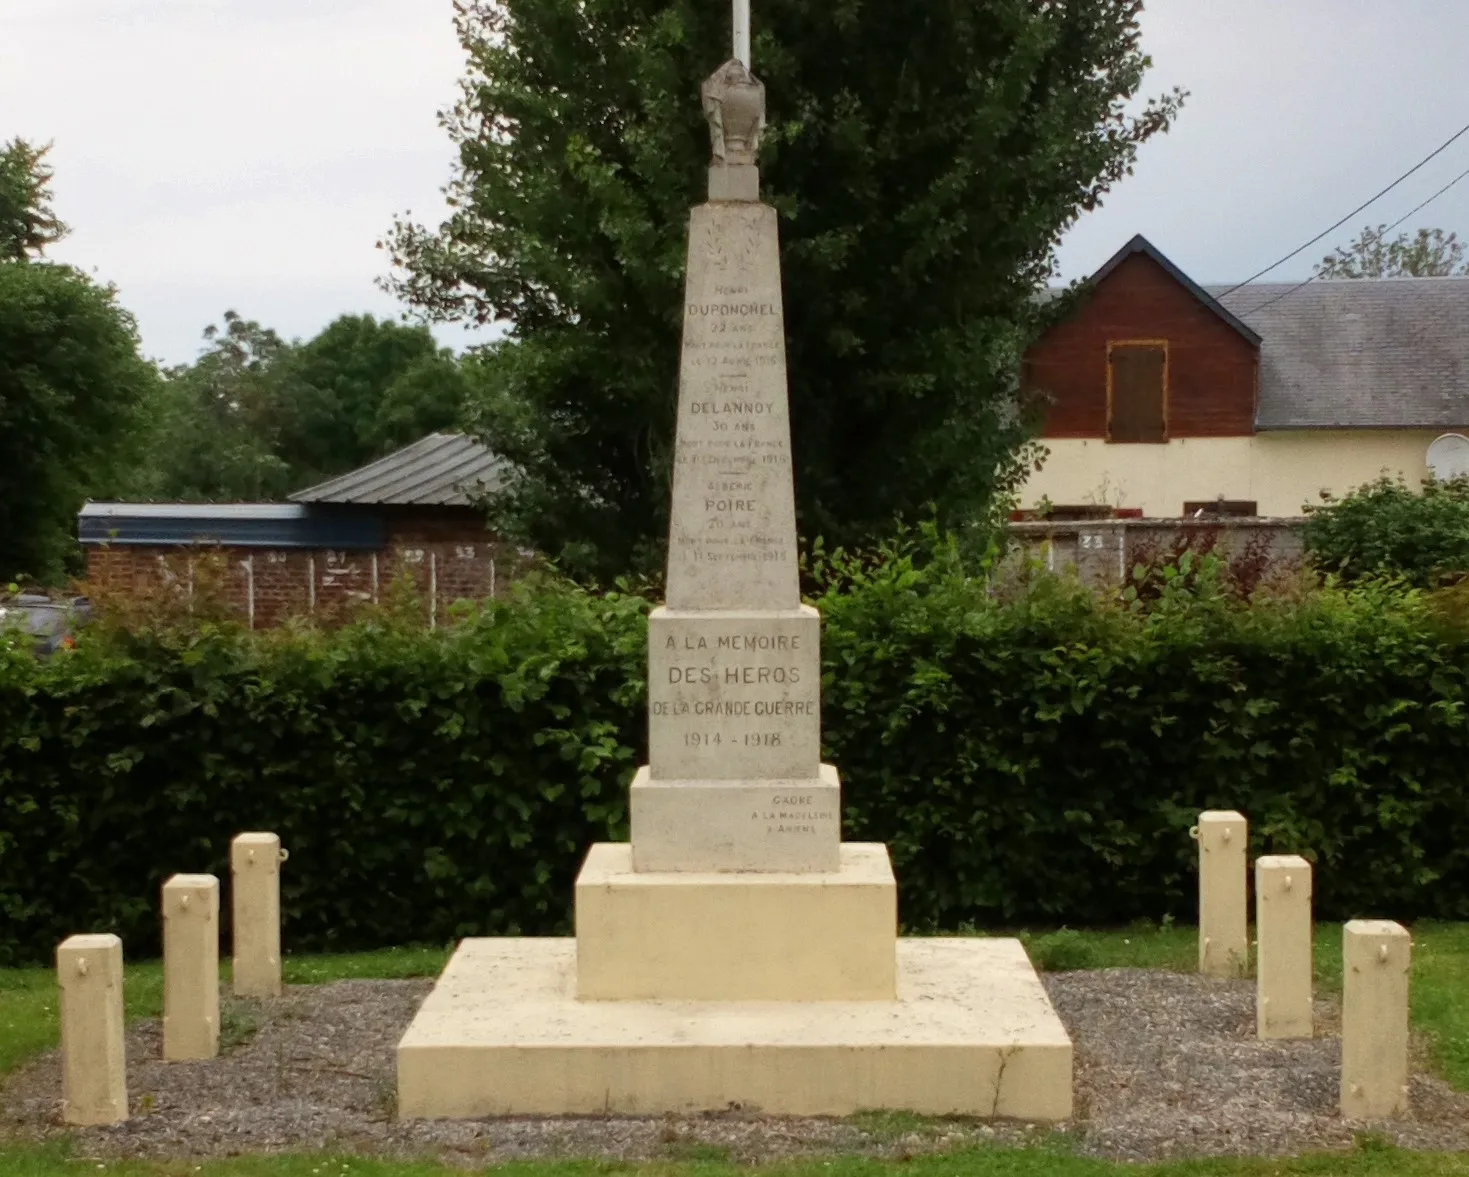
1025, 253, 1258, 439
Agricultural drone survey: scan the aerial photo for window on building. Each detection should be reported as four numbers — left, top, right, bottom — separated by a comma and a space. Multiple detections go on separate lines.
1183, 500, 1258, 518
1107, 343, 1166, 443
1040, 504, 1114, 522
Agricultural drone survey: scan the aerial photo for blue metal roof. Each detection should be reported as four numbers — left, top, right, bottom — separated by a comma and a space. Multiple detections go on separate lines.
78, 503, 383, 549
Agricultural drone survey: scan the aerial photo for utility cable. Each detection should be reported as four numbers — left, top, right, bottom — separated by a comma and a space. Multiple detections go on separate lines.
1235, 160, 1469, 317
1217, 119, 1469, 298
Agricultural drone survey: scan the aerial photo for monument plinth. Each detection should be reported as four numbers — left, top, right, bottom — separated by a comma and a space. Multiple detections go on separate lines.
396, 46, 1072, 1121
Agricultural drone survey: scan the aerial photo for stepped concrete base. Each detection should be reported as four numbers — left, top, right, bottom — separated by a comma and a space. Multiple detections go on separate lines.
397, 937, 1073, 1119
576, 841, 896, 1000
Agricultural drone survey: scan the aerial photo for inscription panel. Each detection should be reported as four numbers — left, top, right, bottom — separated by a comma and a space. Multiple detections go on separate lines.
751, 789, 838, 840
648, 608, 820, 780
666, 203, 799, 611
629, 765, 842, 873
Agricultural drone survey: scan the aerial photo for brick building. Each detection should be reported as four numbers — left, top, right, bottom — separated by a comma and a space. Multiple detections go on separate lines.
81, 433, 522, 628
1020, 235, 1469, 516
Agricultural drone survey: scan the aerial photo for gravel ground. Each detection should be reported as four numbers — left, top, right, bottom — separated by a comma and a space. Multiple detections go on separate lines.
1046, 969, 1469, 1161
3, 969, 1467, 1165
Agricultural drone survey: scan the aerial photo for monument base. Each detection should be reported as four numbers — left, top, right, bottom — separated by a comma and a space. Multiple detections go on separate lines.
576, 841, 896, 1000
397, 937, 1073, 1119
630, 763, 841, 872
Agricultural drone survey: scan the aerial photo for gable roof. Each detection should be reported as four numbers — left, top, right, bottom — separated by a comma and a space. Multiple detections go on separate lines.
1088, 234, 1263, 347
290, 432, 506, 507
1211, 278, 1469, 430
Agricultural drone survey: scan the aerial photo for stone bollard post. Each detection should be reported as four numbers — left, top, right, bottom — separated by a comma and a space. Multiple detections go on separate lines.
1340, 919, 1411, 1119
1194, 810, 1248, 978
56, 933, 127, 1125
1255, 855, 1313, 1039
231, 833, 285, 998
162, 874, 220, 1061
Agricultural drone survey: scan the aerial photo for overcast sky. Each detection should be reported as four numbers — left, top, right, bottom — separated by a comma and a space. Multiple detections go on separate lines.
5, 0, 1469, 366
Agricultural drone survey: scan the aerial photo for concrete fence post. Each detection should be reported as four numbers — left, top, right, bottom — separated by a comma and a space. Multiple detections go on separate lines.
1194, 810, 1248, 978
1255, 855, 1313, 1039
56, 933, 127, 1125
1340, 919, 1411, 1119
162, 874, 220, 1061
231, 833, 285, 998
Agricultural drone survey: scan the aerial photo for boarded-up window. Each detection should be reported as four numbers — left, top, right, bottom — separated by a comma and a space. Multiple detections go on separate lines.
1108, 344, 1166, 443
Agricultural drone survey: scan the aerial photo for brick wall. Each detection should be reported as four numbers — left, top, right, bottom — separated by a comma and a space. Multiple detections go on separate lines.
84, 509, 526, 629
1004, 517, 1306, 589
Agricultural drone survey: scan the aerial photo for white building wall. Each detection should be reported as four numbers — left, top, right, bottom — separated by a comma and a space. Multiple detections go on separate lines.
1021, 431, 1444, 517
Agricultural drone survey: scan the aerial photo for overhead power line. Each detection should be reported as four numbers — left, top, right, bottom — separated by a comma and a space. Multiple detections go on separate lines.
1218, 119, 1469, 298
1380, 162, 1469, 239
1237, 160, 1469, 317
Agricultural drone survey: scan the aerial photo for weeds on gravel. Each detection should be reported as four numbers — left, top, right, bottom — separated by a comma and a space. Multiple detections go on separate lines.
371, 1075, 398, 1120
219, 999, 263, 1054
659, 1140, 734, 1163
7, 1140, 1469, 1175
848, 1111, 952, 1142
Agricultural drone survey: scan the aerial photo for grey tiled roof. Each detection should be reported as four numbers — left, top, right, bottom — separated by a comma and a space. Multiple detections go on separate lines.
1210, 278, 1469, 430
290, 432, 505, 506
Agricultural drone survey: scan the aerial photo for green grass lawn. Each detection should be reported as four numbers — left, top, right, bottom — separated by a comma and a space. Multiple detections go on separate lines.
0, 927, 1466, 1176
6, 1139, 1469, 1177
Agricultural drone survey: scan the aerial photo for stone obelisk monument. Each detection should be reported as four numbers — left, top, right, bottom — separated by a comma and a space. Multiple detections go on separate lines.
631, 47, 839, 875
396, 7, 1073, 1119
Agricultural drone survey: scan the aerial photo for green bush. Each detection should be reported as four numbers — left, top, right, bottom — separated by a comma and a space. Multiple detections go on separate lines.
1, 545, 1469, 964
1302, 475, 1469, 585
0, 577, 647, 963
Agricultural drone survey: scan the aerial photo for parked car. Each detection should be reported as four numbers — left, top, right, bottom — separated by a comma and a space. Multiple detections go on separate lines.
0, 594, 91, 656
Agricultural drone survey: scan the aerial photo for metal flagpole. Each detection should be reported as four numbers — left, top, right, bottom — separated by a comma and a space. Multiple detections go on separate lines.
733, 0, 750, 68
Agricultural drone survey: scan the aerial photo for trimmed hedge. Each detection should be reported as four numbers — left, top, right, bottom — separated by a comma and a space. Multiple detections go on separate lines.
2, 550, 1468, 964
0, 584, 647, 964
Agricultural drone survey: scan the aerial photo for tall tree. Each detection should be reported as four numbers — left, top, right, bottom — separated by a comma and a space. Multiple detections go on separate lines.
127, 312, 297, 502
0, 139, 68, 262
0, 138, 154, 580
280, 313, 470, 477
1315, 225, 1469, 279
128, 312, 471, 501
0, 262, 158, 579
382, 0, 1184, 579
